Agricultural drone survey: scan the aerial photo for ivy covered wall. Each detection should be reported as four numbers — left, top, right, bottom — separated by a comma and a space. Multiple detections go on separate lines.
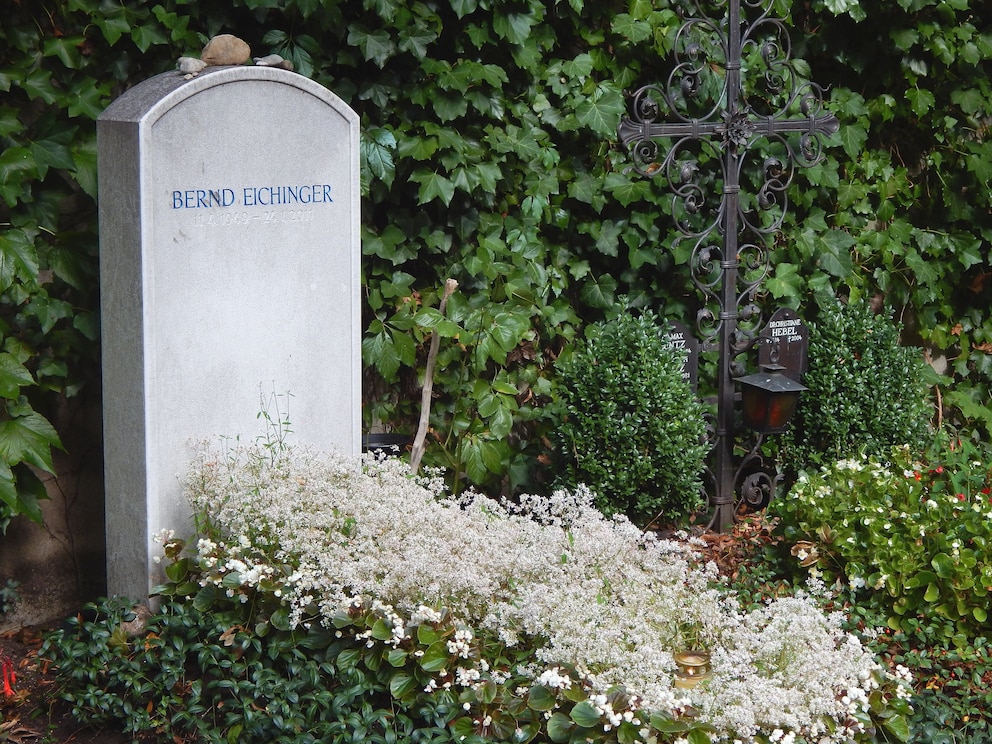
0, 0, 990, 558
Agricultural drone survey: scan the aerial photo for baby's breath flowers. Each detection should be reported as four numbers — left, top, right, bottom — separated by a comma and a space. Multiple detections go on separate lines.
170, 440, 908, 743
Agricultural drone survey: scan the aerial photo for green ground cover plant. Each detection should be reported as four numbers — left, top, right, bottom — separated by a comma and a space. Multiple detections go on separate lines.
42, 440, 911, 744
771, 436, 992, 642
551, 308, 708, 525
769, 432, 992, 740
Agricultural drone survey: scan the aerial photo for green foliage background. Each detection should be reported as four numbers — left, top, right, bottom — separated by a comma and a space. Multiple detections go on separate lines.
1, 0, 990, 507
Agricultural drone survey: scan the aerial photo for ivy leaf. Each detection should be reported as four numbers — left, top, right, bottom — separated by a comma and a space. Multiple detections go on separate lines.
493, 11, 538, 45
579, 273, 617, 309
42, 36, 84, 69
71, 136, 98, 197
96, 14, 131, 45
30, 129, 76, 179
0, 462, 46, 527
766, 262, 804, 299
0, 411, 61, 473
838, 122, 868, 160
575, 85, 625, 137
0, 354, 35, 399
0, 228, 41, 287
399, 26, 437, 59
411, 169, 455, 206
0, 148, 34, 206
603, 172, 652, 207
815, 229, 855, 277
449, 0, 478, 18
131, 24, 169, 54
906, 87, 935, 117
67, 78, 111, 119
611, 14, 652, 43
347, 25, 395, 67
361, 127, 397, 191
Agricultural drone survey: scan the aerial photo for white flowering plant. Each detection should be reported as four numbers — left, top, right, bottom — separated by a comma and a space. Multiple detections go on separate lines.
126, 438, 912, 744
770, 435, 992, 647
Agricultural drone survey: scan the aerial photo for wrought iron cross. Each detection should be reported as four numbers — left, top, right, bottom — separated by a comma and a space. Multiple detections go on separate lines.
617, 0, 839, 531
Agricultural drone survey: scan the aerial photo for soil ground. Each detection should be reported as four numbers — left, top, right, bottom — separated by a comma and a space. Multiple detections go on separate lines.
1, 623, 158, 744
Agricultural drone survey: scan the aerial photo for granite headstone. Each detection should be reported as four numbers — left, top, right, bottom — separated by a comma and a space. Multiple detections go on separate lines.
98, 65, 360, 602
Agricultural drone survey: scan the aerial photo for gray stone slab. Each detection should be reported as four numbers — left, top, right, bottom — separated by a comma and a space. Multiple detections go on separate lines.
98, 65, 360, 602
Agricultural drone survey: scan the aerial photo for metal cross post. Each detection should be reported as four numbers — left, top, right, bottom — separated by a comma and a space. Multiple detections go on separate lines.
617, 0, 838, 531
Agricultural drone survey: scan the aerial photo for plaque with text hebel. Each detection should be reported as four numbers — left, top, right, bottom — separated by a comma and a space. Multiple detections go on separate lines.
666, 320, 699, 391
758, 308, 808, 382
98, 66, 360, 604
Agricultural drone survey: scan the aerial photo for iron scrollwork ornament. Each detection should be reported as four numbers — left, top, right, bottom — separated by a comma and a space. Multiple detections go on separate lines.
617, 0, 838, 529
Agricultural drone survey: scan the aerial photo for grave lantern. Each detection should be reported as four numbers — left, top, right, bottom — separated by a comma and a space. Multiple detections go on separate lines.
737, 364, 807, 434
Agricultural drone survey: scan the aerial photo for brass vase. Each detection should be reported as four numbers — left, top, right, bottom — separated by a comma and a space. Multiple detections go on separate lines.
673, 650, 712, 689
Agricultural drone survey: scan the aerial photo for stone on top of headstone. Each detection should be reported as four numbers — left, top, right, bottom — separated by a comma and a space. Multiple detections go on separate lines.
254, 54, 294, 71
200, 34, 251, 66
98, 64, 360, 603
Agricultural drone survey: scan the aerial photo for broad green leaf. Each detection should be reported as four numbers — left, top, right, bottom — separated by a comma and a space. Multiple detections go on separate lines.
42, 36, 84, 69
131, 24, 169, 53
603, 172, 652, 207
493, 11, 538, 45
449, 0, 477, 17
815, 229, 855, 277
411, 169, 455, 206
0, 148, 34, 206
526, 684, 556, 711
906, 87, 935, 117
932, 553, 955, 579
71, 136, 98, 197
414, 308, 461, 337
569, 700, 601, 728
0, 411, 61, 472
547, 712, 574, 742
766, 262, 804, 299
489, 407, 513, 439
462, 437, 488, 483
575, 86, 625, 137
579, 273, 617, 309
0, 354, 35, 399
97, 15, 131, 45
389, 671, 417, 698
881, 713, 910, 743
347, 25, 395, 66
30, 129, 76, 178
419, 641, 449, 671
399, 26, 437, 59
838, 122, 868, 160
0, 462, 46, 527
611, 15, 652, 43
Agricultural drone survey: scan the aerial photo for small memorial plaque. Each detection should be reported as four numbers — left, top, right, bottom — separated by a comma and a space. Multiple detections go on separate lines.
758, 308, 808, 381
666, 320, 699, 390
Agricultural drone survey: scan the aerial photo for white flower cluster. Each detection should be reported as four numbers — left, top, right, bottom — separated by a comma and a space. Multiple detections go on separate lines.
177, 441, 889, 743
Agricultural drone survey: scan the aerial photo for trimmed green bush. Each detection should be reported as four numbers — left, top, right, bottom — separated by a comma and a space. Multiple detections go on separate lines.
551, 309, 708, 525
781, 301, 932, 469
